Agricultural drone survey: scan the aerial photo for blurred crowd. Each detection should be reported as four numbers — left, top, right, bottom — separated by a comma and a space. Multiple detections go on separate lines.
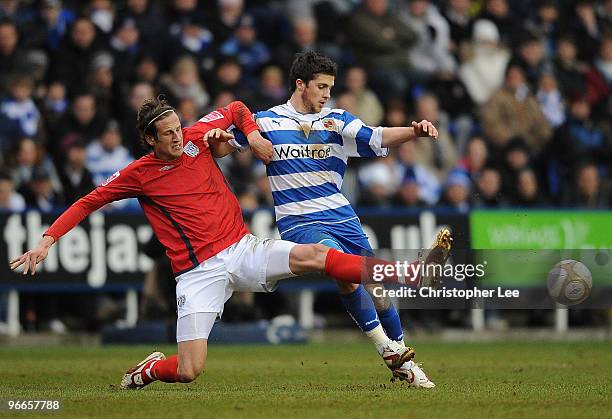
0, 0, 610, 216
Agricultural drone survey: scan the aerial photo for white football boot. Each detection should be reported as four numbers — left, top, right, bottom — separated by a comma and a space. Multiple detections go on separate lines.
391, 360, 435, 388
378, 340, 415, 370
120, 351, 166, 390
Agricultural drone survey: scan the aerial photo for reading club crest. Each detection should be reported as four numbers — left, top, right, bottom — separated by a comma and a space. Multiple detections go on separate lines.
183, 141, 199, 157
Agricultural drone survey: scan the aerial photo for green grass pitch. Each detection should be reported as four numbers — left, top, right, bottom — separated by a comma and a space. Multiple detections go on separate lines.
0, 341, 610, 418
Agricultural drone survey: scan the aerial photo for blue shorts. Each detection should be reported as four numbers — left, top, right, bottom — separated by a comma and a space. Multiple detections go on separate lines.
280, 218, 374, 256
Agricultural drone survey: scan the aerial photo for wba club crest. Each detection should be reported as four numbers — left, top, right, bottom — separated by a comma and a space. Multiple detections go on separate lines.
183, 141, 199, 157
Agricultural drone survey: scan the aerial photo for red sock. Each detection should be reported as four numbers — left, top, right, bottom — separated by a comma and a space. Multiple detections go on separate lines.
324, 248, 419, 286
150, 354, 180, 383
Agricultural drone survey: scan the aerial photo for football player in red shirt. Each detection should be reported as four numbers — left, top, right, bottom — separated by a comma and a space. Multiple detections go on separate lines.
10, 96, 449, 389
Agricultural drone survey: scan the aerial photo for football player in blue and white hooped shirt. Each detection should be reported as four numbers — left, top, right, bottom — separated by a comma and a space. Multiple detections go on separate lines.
231, 52, 439, 383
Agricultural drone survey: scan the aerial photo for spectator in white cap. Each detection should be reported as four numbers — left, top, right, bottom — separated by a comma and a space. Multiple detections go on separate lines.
459, 19, 510, 105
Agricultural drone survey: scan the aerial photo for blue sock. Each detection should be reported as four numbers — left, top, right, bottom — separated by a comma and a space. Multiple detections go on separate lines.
339, 285, 380, 332
378, 304, 404, 342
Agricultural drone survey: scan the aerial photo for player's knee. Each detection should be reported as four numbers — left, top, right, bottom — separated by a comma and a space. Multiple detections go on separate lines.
178, 365, 203, 383
289, 244, 329, 274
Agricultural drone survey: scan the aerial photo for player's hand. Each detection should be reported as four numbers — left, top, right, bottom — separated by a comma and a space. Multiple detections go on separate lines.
412, 120, 438, 140
204, 128, 234, 143
9, 236, 55, 276
247, 132, 273, 165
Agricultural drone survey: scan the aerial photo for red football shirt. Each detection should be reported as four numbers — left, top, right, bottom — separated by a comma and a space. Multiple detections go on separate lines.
45, 102, 259, 275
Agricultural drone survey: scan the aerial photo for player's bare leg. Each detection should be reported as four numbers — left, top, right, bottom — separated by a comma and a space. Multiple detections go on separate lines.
177, 339, 208, 382
120, 339, 208, 389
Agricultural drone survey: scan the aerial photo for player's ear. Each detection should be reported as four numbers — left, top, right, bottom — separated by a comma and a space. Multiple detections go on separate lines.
295, 79, 305, 92
144, 134, 155, 147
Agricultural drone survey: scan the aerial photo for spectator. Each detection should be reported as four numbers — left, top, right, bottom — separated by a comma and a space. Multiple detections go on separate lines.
37, 0, 76, 51
342, 66, 384, 126
117, 0, 165, 57
460, 136, 489, 179
554, 94, 607, 168
274, 16, 345, 73
512, 33, 552, 91
9, 137, 62, 194
20, 165, 63, 212
514, 168, 547, 207
0, 169, 25, 211
346, 0, 417, 98
165, 0, 215, 69
536, 71, 566, 129
571, 0, 606, 62
397, 141, 441, 205
553, 35, 586, 98
87, 52, 115, 118
472, 166, 505, 207
252, 65, 288, 111
85, 119, 136, 211
394, 169, 426, 207
0, 18, 29, 89
564, 162, 609, 208
176, 98, 198, 126
57, 138, 95, 205
382, 98, 409, 127
86, 120, 134, 187
132, 55, 160, 88
49, 17, 106, 95
399, 0, 456, 79
459, 19, 511, 105
0, 74, 40, 140
89, 0, 115, 35
358, 155, 402, 207
209, 0, 245, 43
480, 64, 552, 155
52, 91, 106, 161
501, 137, 530, 196
333, 92, 357, 116
442, 0, 475, 56
220, 14, 270, 77
524, 0, 561, 58
109, 17, 142, 85
594, 35, 612, 85
160, 55, 209, 112
41, 81, 68, 129
478, 0, 518, 47
0, 0, 37, 28
411, 93, 458, 180
210, 57, 254, 104
120, 81, 154, 157
438, 168, 470, 212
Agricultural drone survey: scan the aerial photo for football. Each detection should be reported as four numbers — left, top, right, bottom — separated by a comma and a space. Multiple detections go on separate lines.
547, 259, 593, 306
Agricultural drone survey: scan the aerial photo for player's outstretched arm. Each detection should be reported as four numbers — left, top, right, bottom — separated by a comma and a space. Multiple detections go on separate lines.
381, 120, 438, 148
10, 235, 55, 276
245, 130, 272, 164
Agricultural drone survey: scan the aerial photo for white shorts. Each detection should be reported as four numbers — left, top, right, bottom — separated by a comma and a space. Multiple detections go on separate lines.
174, 234, 296, 341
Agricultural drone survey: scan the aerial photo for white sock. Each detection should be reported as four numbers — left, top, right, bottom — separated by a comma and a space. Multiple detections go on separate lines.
365, 325, 391, 348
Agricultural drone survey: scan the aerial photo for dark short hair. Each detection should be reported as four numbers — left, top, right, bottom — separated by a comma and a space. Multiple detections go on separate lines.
0, 169, 12, 182
136, 95, 174, 150
288, 52, 337, 91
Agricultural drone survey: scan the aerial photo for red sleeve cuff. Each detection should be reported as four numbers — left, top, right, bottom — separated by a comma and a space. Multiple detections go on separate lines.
43, 232, 58, 242
229, 101, 259, 136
